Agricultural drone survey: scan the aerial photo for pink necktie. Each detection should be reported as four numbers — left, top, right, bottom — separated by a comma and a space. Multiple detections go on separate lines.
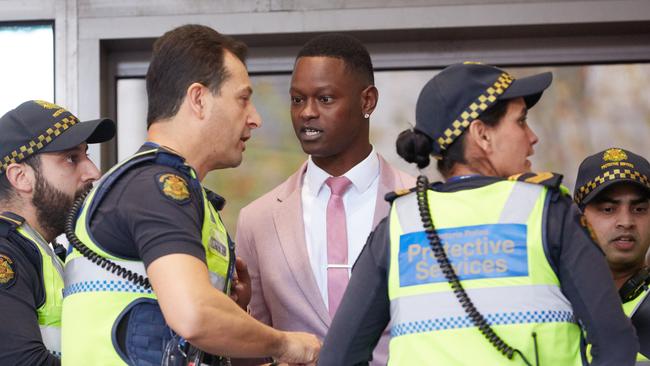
325, 176, 352, 318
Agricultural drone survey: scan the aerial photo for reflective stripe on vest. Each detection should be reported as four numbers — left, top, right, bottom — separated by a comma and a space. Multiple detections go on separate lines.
394, 181, 542, 235
16, 224, 63, 357
63, 255, 152, 297
391, 284, 573, 337
624, 287, 650, 317
387, 180, 582, 366
62, 148, 232, 366
586, 287, 650, 364
625, 289, 650, 363
39, 325, 61, 358
64, 253, 226, 297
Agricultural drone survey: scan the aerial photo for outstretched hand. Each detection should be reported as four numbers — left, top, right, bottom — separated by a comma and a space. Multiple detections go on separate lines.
275, 331, 321, 366
230, 256, 252, 310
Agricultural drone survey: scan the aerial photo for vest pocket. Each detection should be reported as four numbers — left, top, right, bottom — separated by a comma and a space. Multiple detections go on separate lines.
113, 298, 171, 365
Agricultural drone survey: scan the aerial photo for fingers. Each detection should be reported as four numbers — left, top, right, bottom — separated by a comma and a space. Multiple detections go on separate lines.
229, 292, 239, 302
236, 256, 251, 283
275, 331, 321, 365
230, 256, 252, 309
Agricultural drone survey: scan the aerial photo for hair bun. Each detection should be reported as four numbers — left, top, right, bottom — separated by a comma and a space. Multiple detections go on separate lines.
396, 129, 432, 169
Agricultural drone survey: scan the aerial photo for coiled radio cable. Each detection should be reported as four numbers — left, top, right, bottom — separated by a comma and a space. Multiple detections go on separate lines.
415, 174, 535, 366
64, 190, 151, 289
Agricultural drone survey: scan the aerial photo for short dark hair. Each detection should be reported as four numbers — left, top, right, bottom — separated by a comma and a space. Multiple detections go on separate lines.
145, 24, 248, 127
0, 154, 41, 202
297, 33, 374, 85
396, 100, 509, 176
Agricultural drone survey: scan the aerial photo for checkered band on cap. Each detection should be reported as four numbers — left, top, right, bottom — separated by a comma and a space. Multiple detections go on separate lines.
574, 168, 650, 204
0, 115, 79, 174
436, 72, 514, 152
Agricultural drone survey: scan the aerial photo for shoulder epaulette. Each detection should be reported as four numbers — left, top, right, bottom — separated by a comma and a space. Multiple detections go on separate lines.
507, 172, 564, 190
385, 187, 416, 203
0, 212, 24, 227
0, 212, 24, 238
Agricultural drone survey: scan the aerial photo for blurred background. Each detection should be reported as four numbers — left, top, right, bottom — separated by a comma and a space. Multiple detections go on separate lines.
2, 0, 650, 231
214, 64, 650, 230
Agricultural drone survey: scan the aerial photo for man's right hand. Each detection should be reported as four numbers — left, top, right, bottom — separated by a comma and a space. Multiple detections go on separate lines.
275, 331, 321, 366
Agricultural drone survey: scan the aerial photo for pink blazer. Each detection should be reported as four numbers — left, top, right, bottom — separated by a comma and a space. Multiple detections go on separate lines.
235, 155, 415, 365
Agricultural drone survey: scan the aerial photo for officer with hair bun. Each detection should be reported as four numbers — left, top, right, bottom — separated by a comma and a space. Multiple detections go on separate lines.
320, 62, 637, 366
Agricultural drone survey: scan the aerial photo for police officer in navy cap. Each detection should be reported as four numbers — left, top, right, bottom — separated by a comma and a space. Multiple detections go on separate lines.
320, 62, 637, 365
0, 100, 115, 365
575, 148, 650, 364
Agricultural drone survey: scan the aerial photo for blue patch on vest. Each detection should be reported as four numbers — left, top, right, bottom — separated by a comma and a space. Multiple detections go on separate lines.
398, 224, 528, 287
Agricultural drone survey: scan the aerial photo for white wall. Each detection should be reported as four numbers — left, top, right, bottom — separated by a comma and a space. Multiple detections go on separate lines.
116, 79, 147, 161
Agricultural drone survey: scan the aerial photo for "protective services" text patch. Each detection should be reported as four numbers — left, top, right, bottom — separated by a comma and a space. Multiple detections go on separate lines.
398, 223, 528, 287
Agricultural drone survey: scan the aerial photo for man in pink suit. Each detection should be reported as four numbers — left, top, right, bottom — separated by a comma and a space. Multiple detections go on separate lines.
235, 34, 414, 365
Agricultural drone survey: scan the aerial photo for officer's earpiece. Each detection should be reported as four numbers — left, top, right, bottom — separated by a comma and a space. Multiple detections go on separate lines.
620, 267, 650, 303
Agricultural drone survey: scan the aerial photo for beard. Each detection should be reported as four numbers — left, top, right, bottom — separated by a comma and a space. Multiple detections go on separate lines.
31, 171, 93, 241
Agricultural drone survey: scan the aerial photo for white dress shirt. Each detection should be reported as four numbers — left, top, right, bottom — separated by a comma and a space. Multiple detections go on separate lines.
301, 148, 380, 308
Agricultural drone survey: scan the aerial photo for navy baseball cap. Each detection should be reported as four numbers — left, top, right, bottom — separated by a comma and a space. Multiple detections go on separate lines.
0, 100, 116, 174
574, 148, 650, 207
415, 62, 552, 158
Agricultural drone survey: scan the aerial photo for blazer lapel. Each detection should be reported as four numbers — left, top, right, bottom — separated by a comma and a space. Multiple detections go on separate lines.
273, 163, 331, 326
372, 155, 397, 228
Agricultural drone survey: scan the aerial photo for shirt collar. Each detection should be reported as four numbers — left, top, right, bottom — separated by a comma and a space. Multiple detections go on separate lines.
305, 146, 379, 196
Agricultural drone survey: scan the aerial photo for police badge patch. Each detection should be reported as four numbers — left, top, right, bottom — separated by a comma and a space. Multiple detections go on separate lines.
0, 254, 16, 289
603, 148, 628, 162
156, 173, 190, 204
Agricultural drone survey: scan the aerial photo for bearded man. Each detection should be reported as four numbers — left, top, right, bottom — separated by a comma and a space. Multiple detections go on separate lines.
0, 100, 115, 365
